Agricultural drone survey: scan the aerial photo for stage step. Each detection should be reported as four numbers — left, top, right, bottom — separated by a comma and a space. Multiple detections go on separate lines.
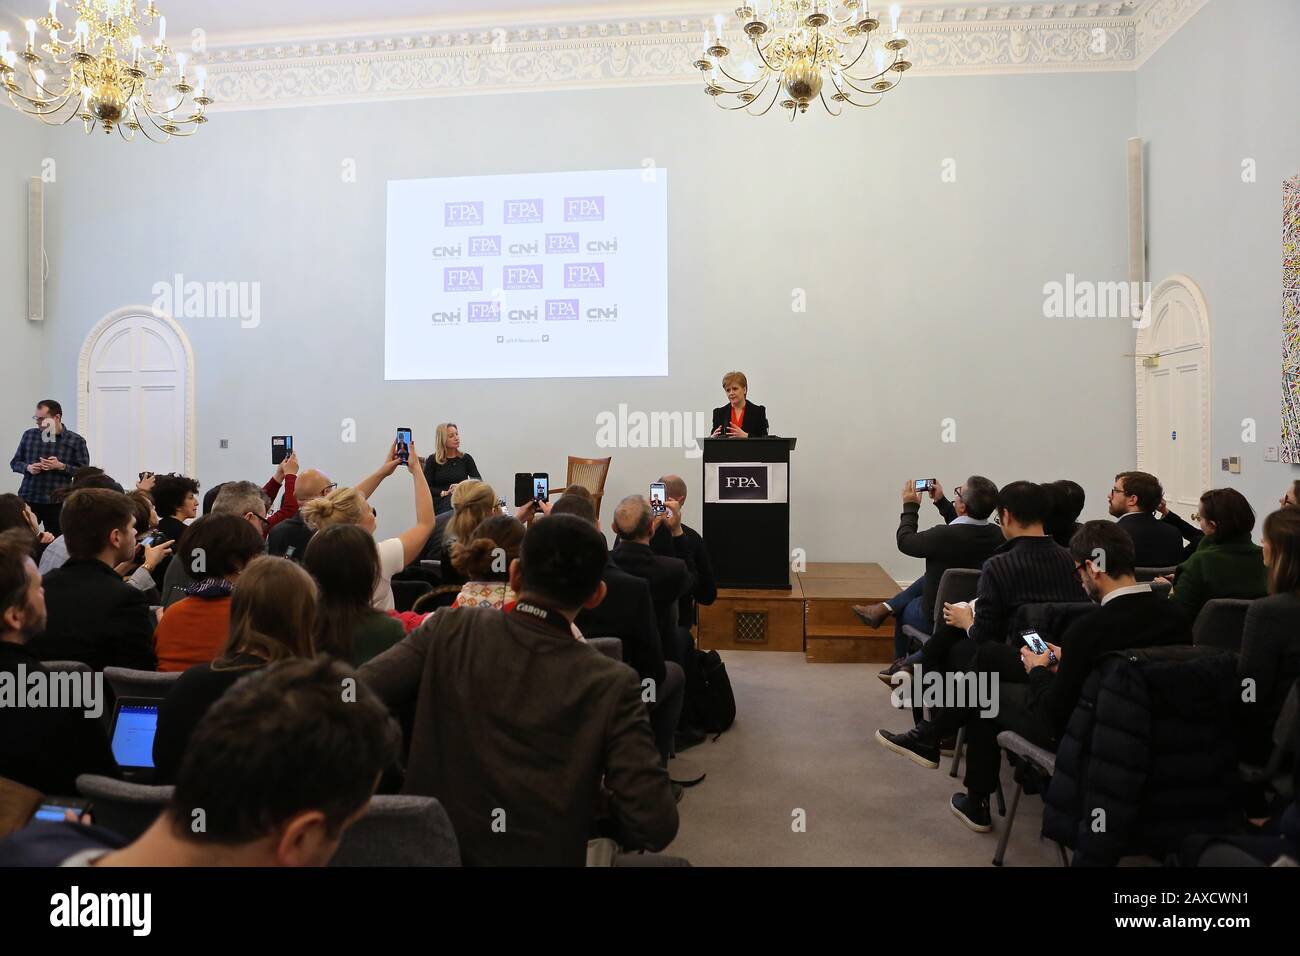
804, 624, 893, 664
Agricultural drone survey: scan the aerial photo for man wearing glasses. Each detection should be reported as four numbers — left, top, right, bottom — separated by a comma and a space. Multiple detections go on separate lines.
267, 468, 335, 562
8, 400, 90, 537
853, 476, 1003, 686
1107, 471, 1185, 568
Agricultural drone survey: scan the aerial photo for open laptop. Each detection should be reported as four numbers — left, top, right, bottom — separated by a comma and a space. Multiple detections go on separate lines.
108, 697, 163, 784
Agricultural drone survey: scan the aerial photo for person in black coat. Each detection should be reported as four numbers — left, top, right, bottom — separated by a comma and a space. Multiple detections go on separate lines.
31, 489, 156, 671
0, 529, 116, 796
1108, 470, 1185, 567
949, 521, 1192, 832
650, 474, 717, 634
610, 496, 696, 667
710, 371, 769, 438
423, 423, 482, 516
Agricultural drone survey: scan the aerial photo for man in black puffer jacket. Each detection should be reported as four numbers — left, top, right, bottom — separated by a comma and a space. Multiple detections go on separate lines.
1042, 644, 1239, 865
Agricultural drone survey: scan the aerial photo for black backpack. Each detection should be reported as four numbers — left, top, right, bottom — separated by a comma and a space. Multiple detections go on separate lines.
684, 649, 736, 736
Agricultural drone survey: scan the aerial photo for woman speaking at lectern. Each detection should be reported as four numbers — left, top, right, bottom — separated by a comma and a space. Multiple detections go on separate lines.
710, 371, 769, 439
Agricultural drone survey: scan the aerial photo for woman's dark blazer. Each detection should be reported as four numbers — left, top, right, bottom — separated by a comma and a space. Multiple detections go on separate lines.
712, 402, 769, 438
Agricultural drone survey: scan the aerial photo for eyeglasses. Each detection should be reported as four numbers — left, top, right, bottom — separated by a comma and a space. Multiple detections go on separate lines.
955, 486, 965, 500
322, 483, 338, 495
1109, 486, 1126, 497
247, 512, 270, 532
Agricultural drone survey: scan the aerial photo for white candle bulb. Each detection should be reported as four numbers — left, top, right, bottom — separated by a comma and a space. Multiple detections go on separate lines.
49, 0, 57, 18
176, 51, 186, 76
875, 46, 885, 72
0, 31, 9, 55
34, 67, 45, 87
890, 3, 900, 33
714, 14, 724, 39
158, 16, 165, 43
25, 19, 36, 46
195, 65, 206, 92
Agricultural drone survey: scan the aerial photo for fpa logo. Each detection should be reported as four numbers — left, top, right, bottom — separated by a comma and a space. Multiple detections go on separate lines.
443, 266, 483, 292
503, 264, 544, 290
564, 196, 605, 221
718, 466, 768, 501
504, 198, 544, 223
564, 262, 605, 288
546, 232, 580, 254
444, 201, 484, 226
546, 299, 580, 320
469, 235, 502, 256
468, 301, 502, 322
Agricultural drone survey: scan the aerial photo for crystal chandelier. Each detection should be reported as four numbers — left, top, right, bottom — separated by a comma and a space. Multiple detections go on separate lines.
696, 1, 912, 120
0, 1, 212, 141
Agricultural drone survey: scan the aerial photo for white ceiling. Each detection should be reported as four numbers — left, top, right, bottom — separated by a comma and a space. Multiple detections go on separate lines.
0, 0, 1152, 44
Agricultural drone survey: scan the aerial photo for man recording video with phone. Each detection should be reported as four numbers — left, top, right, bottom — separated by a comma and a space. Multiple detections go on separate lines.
853, 477, 1003, 685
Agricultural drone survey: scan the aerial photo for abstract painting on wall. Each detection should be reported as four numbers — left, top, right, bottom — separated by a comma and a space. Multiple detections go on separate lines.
1284, 175, 1300, 463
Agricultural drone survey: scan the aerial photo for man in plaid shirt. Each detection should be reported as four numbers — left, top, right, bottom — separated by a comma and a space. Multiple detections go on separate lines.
9, 399, 90, 536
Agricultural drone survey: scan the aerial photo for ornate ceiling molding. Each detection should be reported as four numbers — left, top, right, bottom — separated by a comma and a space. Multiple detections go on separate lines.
194, 0, 1208, 112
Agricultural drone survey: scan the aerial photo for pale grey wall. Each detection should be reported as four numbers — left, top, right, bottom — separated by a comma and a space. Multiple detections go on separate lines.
0, 106, 46, 494
1138, 0, 1300, 518
35, 70, 1140, 581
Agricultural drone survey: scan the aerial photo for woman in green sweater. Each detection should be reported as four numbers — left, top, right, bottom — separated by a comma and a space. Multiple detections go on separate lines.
1168, 487, 1268, 620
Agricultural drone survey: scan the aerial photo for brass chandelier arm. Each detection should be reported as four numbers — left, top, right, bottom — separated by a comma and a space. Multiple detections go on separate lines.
830, 74, 887, 109
714, 60, 764, 88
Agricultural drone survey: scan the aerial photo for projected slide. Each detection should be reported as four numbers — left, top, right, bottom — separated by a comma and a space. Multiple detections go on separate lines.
385, 168, 668, 380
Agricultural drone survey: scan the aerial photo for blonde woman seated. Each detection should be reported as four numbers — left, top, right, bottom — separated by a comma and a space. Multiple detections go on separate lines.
300, 440, 435, 611
439, 480, 537, 586
447, 515, 524, 610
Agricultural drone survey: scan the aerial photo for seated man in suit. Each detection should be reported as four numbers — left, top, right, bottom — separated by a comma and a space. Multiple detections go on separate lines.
552, 493, 683, 766
1109, 470, 1185, 568
611, 495, 696, 666
31, 488, 156, 671
359, 515, 678, 866
877, 481, 1086, 768
649, 474, 717, 660
0, 528, 116, 796
0, 658, 399, 866
854, 476, 1003, 683
948, 521, 1192, 831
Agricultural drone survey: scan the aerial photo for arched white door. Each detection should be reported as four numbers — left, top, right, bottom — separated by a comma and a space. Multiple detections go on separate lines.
1135, 276, 1211, 517
77, 306, 196, 483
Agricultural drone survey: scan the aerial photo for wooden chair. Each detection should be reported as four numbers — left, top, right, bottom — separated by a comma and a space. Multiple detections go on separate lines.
555, 456, 612, 521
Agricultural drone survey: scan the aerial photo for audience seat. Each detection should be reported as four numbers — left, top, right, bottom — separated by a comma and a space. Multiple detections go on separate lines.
587, 637, 623, 662
392, 579, 433, 613
75, 774, 171, 841
40, 660, 94, 676
992, 732, 1068, 867
1192, 598, 1254, 652
1135, 566, 1178, 582
330, 795, 460, 866
104, 667, 181, 701
901, 567, 980, 650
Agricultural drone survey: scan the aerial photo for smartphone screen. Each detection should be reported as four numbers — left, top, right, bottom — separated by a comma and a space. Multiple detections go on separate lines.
1021, 630, 1057, 664
533, 475, 549, 503
31, 799, 89, 824
271, 436, 290, 465
650, 482, 666, 515
395, 428, 412, 464
497, 497, 508, 515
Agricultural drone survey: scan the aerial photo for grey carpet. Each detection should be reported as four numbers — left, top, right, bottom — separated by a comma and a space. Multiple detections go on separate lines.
664, 651, 1064, 866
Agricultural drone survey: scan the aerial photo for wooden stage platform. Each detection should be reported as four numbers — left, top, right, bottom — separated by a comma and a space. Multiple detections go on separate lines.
697, 562, 900, 663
